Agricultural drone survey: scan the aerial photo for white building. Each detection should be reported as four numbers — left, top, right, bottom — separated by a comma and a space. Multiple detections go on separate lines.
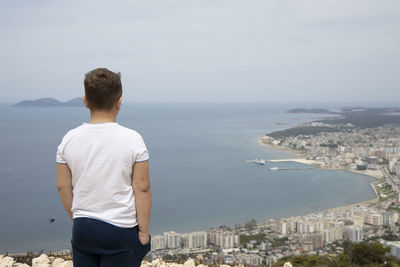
151, 235, 166, 250
220, 233, 239, 249
383, 211, 399, 225
181, 231, 207, 249
237, 253, 263, 266
207, 229, 239, 249
364, 212, 383, 226
343, 225, 363, 242
164, 231, 181, 249
280, 222, 287, 236
386, 241, 400, 259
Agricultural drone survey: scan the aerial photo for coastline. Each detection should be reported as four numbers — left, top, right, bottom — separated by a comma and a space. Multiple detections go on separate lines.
0, 138, 382, 258
257, 138, 306, 159
320, 180, 380, 214
257, 137, 382, 213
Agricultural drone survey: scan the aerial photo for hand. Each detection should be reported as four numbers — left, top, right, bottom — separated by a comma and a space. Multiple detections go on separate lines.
138, 230, 150, 245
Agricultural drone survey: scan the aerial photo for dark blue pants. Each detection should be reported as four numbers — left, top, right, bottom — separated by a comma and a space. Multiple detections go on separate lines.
72, 217, 151, 267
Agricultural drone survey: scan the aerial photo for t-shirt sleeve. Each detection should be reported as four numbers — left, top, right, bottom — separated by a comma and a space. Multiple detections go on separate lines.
56, 141, 67, 164
134, 134, 149, 162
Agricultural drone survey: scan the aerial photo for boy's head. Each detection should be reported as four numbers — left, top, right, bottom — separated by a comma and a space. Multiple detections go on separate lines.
84, 68, 122, 111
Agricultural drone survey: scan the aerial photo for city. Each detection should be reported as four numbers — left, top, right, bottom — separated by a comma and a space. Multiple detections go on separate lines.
146, 118, 400, 266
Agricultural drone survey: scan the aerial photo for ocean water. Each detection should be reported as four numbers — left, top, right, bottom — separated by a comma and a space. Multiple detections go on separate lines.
0, 103, 375, 253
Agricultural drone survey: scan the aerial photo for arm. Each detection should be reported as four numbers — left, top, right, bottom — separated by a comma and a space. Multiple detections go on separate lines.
56, 163, 73, 221
132, 160, 151, 245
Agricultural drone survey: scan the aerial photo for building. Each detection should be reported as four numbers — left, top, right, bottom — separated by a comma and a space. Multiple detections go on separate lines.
151, 235, 166, 250
280, 221, 287, 236
207, 229, 239, 249
343, 225, 363, 242
383, 211, 399, 225
164, 231, 181, 249
220, 233, 239, 249
365, 213, 383, 226
237, 253, 263, 266
181, 231, 207, 249
386, 241, 400, 259
311, 234, 323, 250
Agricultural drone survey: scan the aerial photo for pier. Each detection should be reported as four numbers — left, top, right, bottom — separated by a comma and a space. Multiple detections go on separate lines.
268, 167, 314, 171
268, 159, 317, 165
245, 158, 318, 165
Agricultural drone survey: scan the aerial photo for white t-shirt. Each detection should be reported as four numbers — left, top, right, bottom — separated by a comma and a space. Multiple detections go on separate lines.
56, 122, 149, 228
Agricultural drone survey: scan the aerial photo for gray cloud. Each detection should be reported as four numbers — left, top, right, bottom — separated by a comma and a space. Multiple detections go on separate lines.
1, 0, 399, 103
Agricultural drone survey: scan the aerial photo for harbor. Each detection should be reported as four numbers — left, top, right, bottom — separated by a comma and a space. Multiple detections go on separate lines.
245, 158, 318, 171
268, 167, 314, 171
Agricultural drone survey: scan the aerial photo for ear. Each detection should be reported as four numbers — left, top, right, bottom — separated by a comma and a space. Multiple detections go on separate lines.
116, 97, 122, 110
82, 96, 90, 109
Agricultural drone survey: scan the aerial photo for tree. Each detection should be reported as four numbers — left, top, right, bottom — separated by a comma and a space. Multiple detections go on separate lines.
245, 219, 257, 230
346, 242, 390, 266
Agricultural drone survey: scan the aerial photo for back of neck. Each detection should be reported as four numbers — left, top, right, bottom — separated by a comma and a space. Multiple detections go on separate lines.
89, 110, 117, 123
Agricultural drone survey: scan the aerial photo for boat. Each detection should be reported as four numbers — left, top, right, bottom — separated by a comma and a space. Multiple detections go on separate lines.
254, 159, 266, 165
269, 167, 279, 171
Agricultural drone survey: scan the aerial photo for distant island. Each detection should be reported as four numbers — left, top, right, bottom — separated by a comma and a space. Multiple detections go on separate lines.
13, 97, 83, 107
286, 108, 338, 114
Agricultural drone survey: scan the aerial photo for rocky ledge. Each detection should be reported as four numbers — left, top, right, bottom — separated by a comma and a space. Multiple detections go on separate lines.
0, 254, 263, 267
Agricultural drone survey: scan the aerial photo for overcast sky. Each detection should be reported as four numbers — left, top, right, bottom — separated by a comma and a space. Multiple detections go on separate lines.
1, 0, 399, 103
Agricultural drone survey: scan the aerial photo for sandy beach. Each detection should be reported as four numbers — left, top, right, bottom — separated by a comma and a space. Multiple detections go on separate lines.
257, 138, 306, 158
257, 137, 382, 213
321, 181, 380, 213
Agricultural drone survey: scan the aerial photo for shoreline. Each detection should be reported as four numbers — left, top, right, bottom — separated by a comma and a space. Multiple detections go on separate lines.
257, 138, 306, 159
320, 180, 380, 214
257, 137, 382, 213
1, 137, 383, 256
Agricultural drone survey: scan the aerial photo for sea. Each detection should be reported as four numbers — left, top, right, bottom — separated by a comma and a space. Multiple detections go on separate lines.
0, 102, 376, 253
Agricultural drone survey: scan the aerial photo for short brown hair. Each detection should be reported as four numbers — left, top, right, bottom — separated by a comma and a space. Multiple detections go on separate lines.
84, 68, 122, 111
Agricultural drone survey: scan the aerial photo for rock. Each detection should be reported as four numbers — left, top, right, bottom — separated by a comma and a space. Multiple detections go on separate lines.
169, 264, 182, 267
59, 261, 73, 267
140, 261, 151, 267
32, 254, 50, 267
51, 258, 65, 267
183, 259, 195, 267
0, 256, 14, 267
151, 258, 161, 266
141, 261, 152, 267
48, 257, 55, 264
283, 262, 293, 267
151, 258, 168, 267
220, 265, 231, 267
13, 263, 30, 267
196, 264, 208, 267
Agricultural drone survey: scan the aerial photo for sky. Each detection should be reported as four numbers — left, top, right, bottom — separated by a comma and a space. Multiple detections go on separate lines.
0, 0, 399, 103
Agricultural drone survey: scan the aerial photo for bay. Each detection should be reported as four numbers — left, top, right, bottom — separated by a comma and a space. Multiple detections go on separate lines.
0, 103, 375, 253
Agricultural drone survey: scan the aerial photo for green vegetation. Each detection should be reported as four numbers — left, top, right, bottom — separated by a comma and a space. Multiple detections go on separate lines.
320, 143, 339, 149
318, 108, 400, 128
386, 207, 400, 213
269, 237, 289, 248
273, 241, 400, 267
375, 181, 396, 201
239, 233, 266, 245
162, 253, 189, 263
271, 108, 400, 139
244, 219, 257, 230
267, 126, 339, 139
